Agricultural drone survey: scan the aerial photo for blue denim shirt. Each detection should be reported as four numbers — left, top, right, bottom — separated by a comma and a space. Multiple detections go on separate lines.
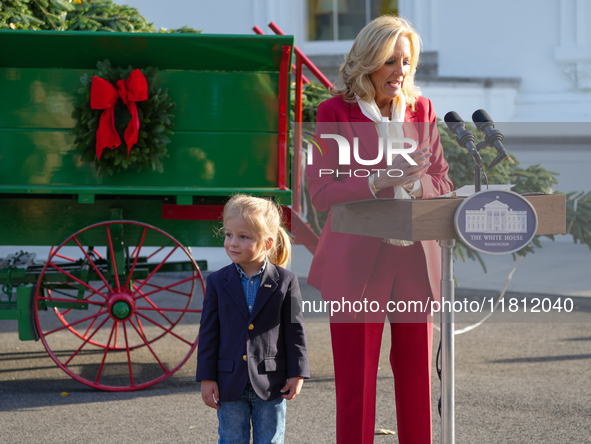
234, 261, 267, 313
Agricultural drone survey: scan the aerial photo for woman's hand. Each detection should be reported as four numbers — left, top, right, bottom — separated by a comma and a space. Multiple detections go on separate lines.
373, 146, 432, 191
201, 380, 221, 409
281, 377, 304, 400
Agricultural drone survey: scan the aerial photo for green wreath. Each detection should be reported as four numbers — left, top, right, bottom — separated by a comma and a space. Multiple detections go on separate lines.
72, 59, 175, 175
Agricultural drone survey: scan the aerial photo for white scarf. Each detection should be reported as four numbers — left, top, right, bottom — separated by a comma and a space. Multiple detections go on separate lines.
357, 95, 414, 246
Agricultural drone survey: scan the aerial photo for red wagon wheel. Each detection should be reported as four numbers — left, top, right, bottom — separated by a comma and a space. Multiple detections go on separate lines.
34, 220, 205, 391
47, 246, 196, 350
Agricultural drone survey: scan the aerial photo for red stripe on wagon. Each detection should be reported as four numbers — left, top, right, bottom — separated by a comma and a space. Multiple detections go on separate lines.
162, 204, 224, 221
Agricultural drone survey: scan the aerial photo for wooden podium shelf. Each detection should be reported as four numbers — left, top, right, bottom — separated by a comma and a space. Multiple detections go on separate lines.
331, 194, 566, 241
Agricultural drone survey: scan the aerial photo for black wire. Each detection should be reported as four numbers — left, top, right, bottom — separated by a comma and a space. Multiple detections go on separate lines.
436, 339, 442, 380
436, 338, 442, 417
482, 169, 490, 189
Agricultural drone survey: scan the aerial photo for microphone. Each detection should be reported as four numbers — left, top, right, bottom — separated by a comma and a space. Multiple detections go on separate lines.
472, 109, 508, 170
444, 111, 484, 169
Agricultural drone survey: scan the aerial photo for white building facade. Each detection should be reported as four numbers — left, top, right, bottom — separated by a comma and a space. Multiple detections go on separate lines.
116, 0, 591, 123
465, 200, 528, 233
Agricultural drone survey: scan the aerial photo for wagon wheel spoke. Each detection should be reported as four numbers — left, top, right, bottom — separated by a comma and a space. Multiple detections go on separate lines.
95, 322, 118, 384
37, 296, 106, 308
60, 284, 108, 317
64, 315, 111, 366
136, 307, 202, 313
147, 246, 166, 260
83, 306, 106, 337
135, 279, 193, 298
46, 261, 109, 300
129, 245, 140, 261
131, 246, 179, 297
90, 248, 104, 260
134, 274, 199, 300
122, 322, 135, 387
46, 285, 86, 300
125, 227, 148, 290
114, 321, 120, 349
136, 312, 193, 346
54, 253, 77, 262
129, 316, 168, 374
74, 237, 113, 293
106, 225, 122, 289
135, 310, 148, 338
35, 220, 203, 391
134, 289, 176, 326
43, 310, 108, 337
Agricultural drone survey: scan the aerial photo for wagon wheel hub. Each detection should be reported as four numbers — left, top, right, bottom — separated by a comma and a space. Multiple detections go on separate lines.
107, 291, 135, 321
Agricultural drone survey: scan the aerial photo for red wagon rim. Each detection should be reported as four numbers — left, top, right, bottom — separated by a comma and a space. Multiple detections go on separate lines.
34, 220, 205, 391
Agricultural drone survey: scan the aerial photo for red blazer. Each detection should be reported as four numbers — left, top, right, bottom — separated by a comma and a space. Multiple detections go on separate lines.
306, 95, 453, 304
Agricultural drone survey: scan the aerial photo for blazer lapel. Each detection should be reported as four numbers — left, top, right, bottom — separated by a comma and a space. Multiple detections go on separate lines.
349, 101, 370, 122
249, 263, 279, 321
403, 105, 421, 149
348, 102, 382, 168
405, 105, 418, 122
223, 266, 250, 321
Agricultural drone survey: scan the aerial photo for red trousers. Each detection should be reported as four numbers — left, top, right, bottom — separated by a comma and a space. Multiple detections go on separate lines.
330, 242, 434, 444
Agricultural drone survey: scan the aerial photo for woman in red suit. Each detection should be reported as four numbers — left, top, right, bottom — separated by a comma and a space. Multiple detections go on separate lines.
306, 16, 453, 444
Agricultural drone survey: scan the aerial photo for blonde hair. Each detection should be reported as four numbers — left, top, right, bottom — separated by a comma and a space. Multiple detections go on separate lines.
222, 194, 292, 269
332, 15, 422, 109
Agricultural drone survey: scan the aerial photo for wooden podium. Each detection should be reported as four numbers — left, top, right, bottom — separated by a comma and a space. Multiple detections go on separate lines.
331, 194, 565, 241
331, 194, 566, 444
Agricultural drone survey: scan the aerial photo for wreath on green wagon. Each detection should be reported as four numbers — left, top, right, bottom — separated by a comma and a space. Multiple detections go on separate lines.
72, 59, 175, 175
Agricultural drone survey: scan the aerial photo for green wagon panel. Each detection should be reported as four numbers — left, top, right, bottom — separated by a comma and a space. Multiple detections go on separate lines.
0, 31, 288, 72
0, 197, 223, 247
0, 69, 280, 132
0, 130, 279, 190
0, 31, 292, 195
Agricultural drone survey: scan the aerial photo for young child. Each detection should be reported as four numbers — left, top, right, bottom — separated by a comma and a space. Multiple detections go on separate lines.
196, 194, 309, 444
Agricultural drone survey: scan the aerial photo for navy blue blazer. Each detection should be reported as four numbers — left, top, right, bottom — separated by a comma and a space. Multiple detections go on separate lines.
196, 262, 309, 402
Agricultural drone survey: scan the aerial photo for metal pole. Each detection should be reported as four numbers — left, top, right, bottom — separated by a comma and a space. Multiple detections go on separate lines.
440, 239, 455, 444
276, 45, 291, 191
267, 22, 334, 89
293, 53, 303, 215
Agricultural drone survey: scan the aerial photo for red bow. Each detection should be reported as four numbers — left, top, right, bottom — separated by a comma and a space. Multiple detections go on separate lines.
90, 69, 148, 159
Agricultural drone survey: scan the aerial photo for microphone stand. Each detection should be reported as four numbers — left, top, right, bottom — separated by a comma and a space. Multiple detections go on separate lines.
473, 141, 488, 192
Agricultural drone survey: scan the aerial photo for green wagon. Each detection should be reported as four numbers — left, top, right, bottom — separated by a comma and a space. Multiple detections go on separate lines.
0, 30, 294, 391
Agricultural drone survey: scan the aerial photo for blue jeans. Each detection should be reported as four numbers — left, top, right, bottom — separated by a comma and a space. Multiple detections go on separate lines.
217, 383, 286, 444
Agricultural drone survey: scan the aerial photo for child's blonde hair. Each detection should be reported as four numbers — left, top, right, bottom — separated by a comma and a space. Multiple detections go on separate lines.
222, 194, 292, 268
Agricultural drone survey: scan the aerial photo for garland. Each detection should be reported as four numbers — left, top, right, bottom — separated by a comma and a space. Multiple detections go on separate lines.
72, 59, 175, 175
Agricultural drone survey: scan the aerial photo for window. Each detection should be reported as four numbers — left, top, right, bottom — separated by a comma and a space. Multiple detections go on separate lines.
308, 0, 398, 41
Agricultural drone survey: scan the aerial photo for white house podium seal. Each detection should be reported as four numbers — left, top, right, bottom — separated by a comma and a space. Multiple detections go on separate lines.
454, 190, 538, 255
